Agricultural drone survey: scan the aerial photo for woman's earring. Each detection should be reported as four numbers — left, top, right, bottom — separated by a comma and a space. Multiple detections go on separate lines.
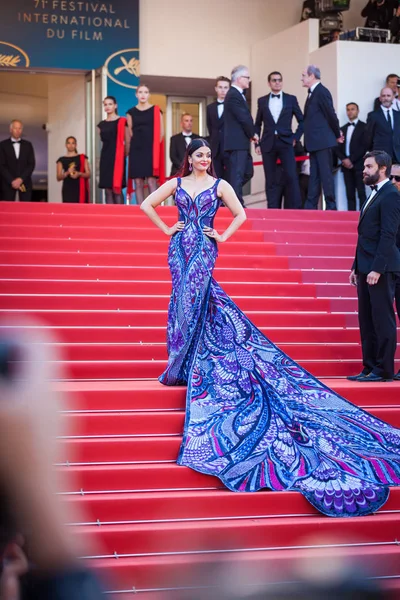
189, 163, 193, 172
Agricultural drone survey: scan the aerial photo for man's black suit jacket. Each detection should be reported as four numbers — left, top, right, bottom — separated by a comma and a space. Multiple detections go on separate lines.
207, 101, 225, 158
254, 92, 304, 153
303, 83, 341, 152
0, 138, 35, 199
366, 108, 400, 162
169, 132, 200, 176
352, 181, 400, 275
336, 120, 368, 170
224, 87, 255, 152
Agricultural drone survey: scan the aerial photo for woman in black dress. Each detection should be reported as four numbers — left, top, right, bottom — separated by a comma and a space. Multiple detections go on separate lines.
126, 85, 164, 205
56, 137, 90, 203
98, 96, 128, 204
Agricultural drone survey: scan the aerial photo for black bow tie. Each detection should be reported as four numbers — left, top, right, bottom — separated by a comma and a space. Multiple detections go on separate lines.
271, 94, 281, 99
348, 122, 355, 127
370, 185, 378, 191
11, 140, 21, 144
217, 101, 224, 104
184, 134, 192, 137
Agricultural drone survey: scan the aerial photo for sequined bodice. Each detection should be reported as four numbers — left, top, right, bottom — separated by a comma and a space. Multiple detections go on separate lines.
174, 178, 221, 229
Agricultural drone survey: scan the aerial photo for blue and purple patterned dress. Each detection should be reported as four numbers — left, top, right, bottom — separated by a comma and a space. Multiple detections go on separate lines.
159, 178, 400, 517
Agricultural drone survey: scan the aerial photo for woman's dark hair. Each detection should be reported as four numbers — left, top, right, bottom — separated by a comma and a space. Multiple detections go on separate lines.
177, 138, 216, 177
103, 95, 118, 114
364, 150, 392, 177
65, 136, 77, 144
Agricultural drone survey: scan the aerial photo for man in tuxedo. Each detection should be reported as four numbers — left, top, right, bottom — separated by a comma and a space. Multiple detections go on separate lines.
373, 73, 400, 111
224, 65, 258, 206
0, 120, 35, 201
207, 76, 230, 180
367, 87, 400, 162
301, 65, 343, 210
169, 113, 199, 176
390, 163, 400, 380
348, 151, 400, 382
254, 71, 303, 209
336, 102, 368, 211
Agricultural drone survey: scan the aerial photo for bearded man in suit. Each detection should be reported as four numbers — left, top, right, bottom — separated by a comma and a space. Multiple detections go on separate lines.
348, 151, 400, 382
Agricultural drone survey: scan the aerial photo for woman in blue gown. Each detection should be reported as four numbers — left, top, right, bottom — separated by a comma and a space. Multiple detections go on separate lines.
141, 138, 400, 518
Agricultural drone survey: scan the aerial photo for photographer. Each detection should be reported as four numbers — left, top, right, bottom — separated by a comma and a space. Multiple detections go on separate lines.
0, 328, 105, 600
361, 0, 397, 29
391, 4, 400, 42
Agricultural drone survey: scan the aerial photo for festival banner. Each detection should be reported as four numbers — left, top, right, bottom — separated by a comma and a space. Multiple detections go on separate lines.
0, 0, 139, 111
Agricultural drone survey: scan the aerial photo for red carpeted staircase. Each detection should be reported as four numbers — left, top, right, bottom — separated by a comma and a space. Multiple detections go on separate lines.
1, 202, 400, 598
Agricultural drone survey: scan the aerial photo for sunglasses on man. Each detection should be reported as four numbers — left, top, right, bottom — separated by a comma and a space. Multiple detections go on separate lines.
390, 174, 400, 182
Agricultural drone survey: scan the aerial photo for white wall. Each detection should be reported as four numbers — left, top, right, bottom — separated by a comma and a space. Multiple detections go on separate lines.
140, 0, 304, 78
47, 75, 86, 203
250, 19, 320, 194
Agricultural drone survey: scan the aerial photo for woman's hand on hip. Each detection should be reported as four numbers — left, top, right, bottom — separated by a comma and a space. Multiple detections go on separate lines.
166, 221, 185, 236
203, 227, 225, 243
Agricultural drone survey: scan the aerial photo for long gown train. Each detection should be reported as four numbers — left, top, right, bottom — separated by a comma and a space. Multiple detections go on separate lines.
159, 178, 400, 517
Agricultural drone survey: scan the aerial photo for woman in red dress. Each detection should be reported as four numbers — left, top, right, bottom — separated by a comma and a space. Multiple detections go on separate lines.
98, 96, 129, 204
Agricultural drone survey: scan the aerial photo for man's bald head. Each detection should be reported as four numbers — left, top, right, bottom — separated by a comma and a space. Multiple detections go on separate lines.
9, 120, 23, 139
380, 87, 394, 108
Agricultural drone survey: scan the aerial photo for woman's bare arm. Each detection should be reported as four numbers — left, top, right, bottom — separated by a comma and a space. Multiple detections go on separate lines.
140, 178, 182, 236
56, 162, 66, 182
204, 180, 246, 242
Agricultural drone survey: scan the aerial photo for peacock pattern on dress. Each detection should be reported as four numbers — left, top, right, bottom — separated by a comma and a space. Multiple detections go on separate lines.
159, 178, 400, 517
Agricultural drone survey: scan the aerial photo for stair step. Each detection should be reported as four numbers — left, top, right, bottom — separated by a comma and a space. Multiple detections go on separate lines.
0, 250, 289, 269
62, 407, 400, 439
19, 357, 387, 378
0, 295, 333, 312
0, 279, 319, 297
0, 265, 303, 283
65, 487, 400, 524
87, 546, 400, 593
74, 513, 400, 557
55, 379, 400, 411
13, 342, 378, 362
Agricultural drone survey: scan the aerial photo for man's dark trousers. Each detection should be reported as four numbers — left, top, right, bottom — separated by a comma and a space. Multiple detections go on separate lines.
305, 149, 336, 210
262, 136, 301, 209
227, 150, 253, 206
343, 167, 366, 211
357, 272, 397, 378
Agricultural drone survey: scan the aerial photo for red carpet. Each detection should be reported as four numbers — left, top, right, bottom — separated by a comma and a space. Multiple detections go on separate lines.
1, 202, 400, 597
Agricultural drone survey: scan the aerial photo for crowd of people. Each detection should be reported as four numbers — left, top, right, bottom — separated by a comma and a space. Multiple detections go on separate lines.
179, 66, 399, 211
0, 67, 399, 210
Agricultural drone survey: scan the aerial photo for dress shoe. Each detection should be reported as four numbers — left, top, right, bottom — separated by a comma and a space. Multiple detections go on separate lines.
356, 373, 393, 383
347, 371, 370, 381
394, 371, 400, 381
